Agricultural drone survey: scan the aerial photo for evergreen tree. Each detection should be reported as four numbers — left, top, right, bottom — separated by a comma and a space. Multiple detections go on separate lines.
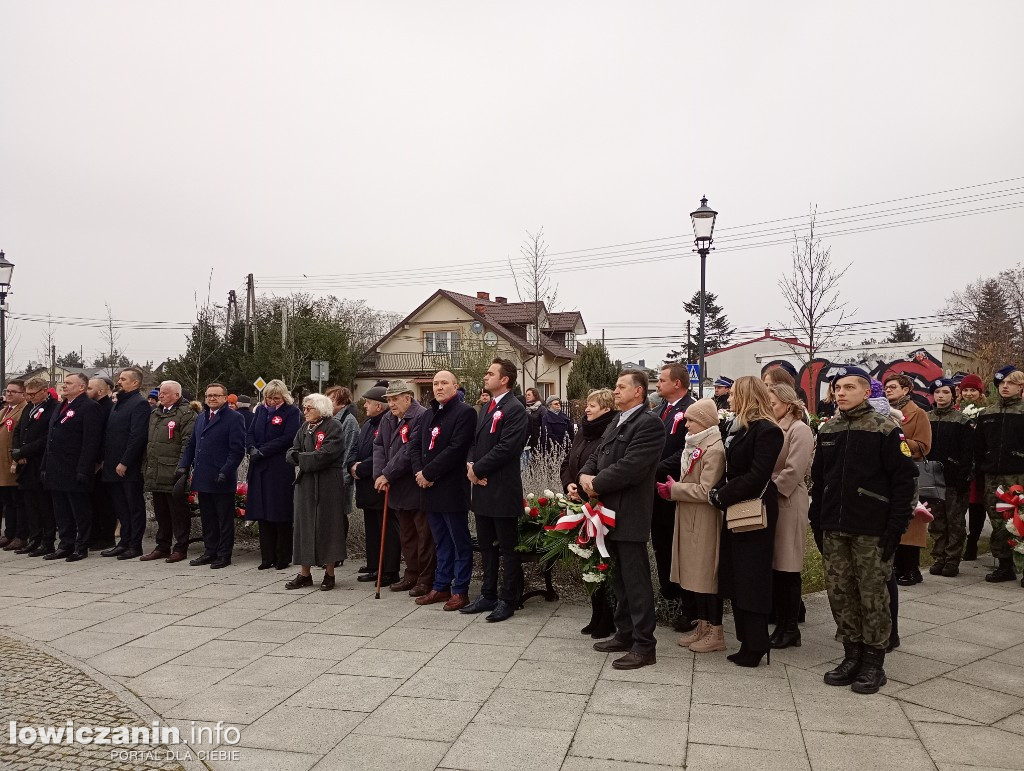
56, 350, 85, 368
665, 292, 735, 363
885, 321, 919, 343
567, 343, 619, 400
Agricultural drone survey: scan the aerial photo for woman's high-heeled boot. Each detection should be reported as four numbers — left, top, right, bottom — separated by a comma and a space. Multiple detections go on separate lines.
581, 591, 602, 635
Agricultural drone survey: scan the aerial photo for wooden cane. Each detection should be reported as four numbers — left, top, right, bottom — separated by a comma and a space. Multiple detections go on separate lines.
375, 487, 390, 599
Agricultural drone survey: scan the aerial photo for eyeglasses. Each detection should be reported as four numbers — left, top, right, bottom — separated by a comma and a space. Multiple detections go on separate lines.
205, 393, 226, 399
302, 406, 316, 411
25, 391, 41, 397
3, 389, 23, 395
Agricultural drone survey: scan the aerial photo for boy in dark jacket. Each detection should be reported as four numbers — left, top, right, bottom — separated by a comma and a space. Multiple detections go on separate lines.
926, 378, 973, 577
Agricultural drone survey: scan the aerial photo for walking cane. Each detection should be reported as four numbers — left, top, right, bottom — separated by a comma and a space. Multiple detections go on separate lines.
375, 487, 390, 600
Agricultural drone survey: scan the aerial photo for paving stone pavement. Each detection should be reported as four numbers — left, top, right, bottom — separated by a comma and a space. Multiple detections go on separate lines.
2, 545, 1024, 770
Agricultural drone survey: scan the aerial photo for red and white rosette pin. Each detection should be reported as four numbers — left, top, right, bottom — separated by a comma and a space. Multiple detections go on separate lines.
167, 420, 176, 440
60, 409, 75, 425
548, 500, 617, 558
995, 484, 1024, 537
4, 418, 13, 433
315, 431, 326, 450
428, 426, 440, 450
489, 409, 503, 434
685, 446, 704, 475
34, 408, 44, 421
400, 424, 410, 444
271, 415, 283, 426
670, 411, 686, 435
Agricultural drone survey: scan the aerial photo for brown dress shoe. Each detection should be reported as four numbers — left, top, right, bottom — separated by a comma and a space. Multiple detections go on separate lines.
409, 584, 432, 598
165, 552, 187, 563
443, 593, 469, 611
390, 577, 417, 592
140, 550, 169, 562
0, 536, 11, 549
3, 538, 26, 551
593, 638, 631, 653
611, 651, 656, 670
415, 589, 451, 606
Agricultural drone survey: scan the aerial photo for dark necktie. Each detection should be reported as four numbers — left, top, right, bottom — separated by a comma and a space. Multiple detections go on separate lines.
661, 403, 671, 420
487, 400, 497, 414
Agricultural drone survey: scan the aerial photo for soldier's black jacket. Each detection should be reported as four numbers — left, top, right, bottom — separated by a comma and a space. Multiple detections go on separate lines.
927, 406, 973, 491
809, 401, 916, 538
975, 396, 1024, 476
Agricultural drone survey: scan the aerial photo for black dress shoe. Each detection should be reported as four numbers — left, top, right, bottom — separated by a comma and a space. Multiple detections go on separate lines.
320, 574, 335, 591
356, 572, 378, 583
275, 563, 290, 570
896, 573, 916, 586
459, 596, 498, 614
43, 549, 72, 560
190, 554, 216, 566
286, 573, 314, 589
101, 545, 128, 558
65, 551, 88, 562
15, 541, 39, 555
611, 651, 656, 670
257, 562, 274, 570
29, 546, 55, 557
593, 638, 631, 653
378, 572, 400, 585
357, 564, 372, 574
117, 548, 143, 560
485, 599, 515, 622
210, 558, 231, 569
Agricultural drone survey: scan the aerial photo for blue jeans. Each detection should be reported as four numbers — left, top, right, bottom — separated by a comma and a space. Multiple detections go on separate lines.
428, 511, 472, 594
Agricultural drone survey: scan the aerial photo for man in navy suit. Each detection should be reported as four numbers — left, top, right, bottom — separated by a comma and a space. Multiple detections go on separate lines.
177, 383, 246, 569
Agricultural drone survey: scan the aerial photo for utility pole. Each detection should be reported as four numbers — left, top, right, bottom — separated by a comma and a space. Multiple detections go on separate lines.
50, 344, 56, 386
281, 304, 288, 347
247, 273, 258, 351
686, 319, 691, 364
225, 289, 236, 338
244, 274, 253, 354
601, 328, 605, 349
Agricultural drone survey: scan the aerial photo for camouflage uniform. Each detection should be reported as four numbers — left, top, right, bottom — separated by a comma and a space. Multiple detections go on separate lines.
810, 401, 916, 649
927, 406, 974, 568
976, 396, 1024, 571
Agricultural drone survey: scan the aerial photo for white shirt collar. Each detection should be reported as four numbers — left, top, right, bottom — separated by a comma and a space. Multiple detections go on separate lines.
617, 403, 644, 426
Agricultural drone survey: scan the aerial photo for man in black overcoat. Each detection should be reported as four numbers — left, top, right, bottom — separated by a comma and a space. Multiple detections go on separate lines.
652, 363, 697, 631
464, 359, 530, 622
87, 376, 116, 550
100, 368, 154, 560
580, 369, 666, 669
12, 377, 58, 556
43, 373, 104, 561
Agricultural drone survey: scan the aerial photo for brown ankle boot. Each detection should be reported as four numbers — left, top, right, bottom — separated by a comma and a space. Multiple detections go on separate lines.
677, 619, 708, 647
690, 625, 725, 653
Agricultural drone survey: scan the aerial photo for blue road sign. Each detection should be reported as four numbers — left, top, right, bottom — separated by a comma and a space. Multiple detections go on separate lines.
687, 364, 700, 383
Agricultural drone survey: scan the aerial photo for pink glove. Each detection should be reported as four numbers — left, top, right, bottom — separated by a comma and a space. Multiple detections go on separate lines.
656, 475, 677, 500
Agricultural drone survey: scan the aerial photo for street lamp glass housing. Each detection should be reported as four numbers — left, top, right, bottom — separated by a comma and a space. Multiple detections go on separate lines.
690, 197, 717, 245
0, 252, 12, 290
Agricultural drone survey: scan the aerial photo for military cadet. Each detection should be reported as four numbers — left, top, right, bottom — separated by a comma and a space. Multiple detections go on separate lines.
975, 366, 1024, 585
712, 376, 733, 412
926, 377, 974, 577
810, 366, 916, 694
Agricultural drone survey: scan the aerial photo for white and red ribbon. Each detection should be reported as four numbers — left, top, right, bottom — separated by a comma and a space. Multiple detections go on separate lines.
33, 408, 44, 421
60, 409, 75, 425
271, 415, 283, 426
686, 446, 704, 476
4, 419, 13, 433
670, 411, 686, 435
429, 426, 440, 450
489, 410, 503, 434
400, 424, 409, 444
167, 420, 176, 440
995, 485, 1024, 537
315, 431, 326, 450
549, 501, 617, 558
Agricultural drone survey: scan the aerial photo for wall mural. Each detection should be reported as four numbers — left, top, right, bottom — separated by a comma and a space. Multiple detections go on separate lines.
761, 347, 945, 410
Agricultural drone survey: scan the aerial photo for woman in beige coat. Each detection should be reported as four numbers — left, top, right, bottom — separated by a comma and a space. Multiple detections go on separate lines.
767, 384, 814, 649
657, 398, 726, 652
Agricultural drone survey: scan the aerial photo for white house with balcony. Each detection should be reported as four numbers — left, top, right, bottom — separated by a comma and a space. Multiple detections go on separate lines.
354, 290, 586, 402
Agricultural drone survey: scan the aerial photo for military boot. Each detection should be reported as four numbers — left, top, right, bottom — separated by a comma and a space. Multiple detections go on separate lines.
824, 640, 863, 686
986, 558, 1017, 583
851, 646, 887, 694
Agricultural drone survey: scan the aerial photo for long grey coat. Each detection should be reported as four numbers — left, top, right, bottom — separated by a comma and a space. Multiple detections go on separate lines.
287, 417, 349, 566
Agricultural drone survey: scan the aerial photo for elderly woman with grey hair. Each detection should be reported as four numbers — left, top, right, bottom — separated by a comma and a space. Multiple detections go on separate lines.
285, 393, 349, 590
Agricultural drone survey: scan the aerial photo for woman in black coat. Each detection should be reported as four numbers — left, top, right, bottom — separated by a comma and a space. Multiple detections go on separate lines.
559, 389, 618, 638
710, 376, 784, 667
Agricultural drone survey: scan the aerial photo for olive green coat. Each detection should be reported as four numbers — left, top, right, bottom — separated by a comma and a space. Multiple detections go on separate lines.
144, 400, 196, 492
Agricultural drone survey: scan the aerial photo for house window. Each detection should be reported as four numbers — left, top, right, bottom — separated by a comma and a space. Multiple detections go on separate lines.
424, 331, 460, 354
526, 324, 538, 345
565, 332, 576, 352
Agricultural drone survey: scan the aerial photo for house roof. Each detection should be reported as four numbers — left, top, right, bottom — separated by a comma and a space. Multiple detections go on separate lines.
365, 289, 582, 360
705, 330, 809, 357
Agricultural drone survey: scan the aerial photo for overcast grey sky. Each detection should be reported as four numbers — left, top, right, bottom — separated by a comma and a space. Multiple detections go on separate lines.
2, 1, 1022, 370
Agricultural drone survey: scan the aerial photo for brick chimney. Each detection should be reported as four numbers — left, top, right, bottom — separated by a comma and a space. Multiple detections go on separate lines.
495, 296, 507, 304
475, 303, 486, 315
476, 291, 490, 301
764, 327, 771, 337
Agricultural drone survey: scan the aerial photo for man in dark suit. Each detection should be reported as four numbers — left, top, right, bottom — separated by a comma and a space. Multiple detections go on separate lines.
100, 368, 154, 560
12, 377, 57, 556
410, 370, 477, 610
580, 369, 666, 669
87, 376, 116, 550
463, 358, 530, 622
42, 373, 104, 561
652, 363, 697, 632
177, 382, 246, 569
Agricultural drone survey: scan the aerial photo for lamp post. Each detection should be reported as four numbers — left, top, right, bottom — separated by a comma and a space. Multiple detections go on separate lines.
0, 252, 14, 387
690, 197, 717, 398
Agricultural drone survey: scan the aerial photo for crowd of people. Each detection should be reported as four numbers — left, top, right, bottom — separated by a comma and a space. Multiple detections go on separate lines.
1, 358, 1022, 689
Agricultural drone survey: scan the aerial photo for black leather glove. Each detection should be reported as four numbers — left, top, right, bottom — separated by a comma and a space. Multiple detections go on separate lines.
878, 530, 901, 562
249, 448, 262, 459
216, 472, 226, 484
76, 472, 89, 486
11, 448, 21, 460
812, 528, 824, 554
708, 488, 724, 510
173, 467, 186, 481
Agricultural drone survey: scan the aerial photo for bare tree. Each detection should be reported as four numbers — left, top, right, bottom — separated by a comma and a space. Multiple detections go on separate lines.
509, 228, 560, 389
777, 211, 854, 365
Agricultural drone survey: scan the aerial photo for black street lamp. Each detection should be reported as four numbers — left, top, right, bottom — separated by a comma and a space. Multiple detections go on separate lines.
0, 251, 14, 386
690, 196, 717, 398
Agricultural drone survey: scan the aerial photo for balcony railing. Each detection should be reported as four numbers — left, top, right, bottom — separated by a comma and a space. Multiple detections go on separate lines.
359, 351, 466, 374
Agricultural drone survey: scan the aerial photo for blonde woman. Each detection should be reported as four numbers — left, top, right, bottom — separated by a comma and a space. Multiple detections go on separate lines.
657, 398, 726, 652
709, 376, 784, 667
767, 383, 814, 649
285, 393, 349, 590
